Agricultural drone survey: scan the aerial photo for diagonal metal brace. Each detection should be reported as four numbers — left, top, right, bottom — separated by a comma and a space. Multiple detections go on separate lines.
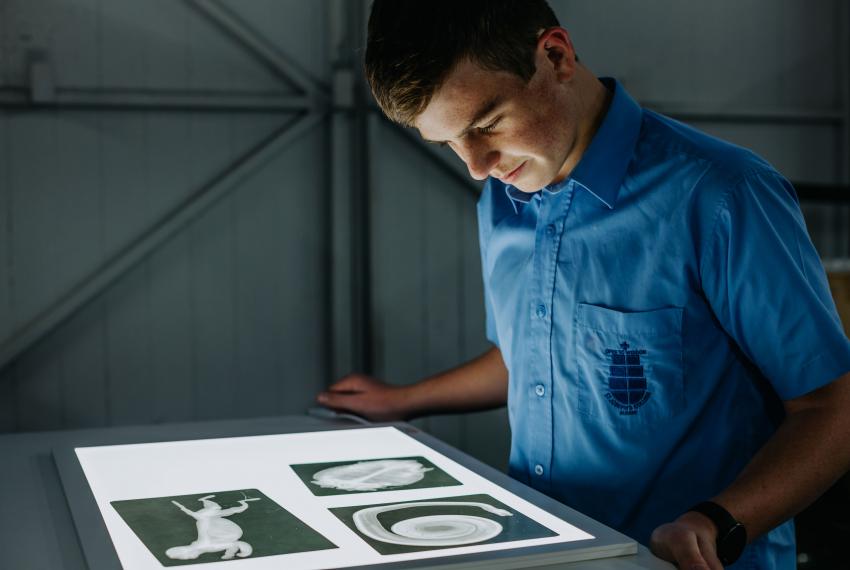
0, 111, 326, 372
186, 0, 330, 104
376, 111, 482, 199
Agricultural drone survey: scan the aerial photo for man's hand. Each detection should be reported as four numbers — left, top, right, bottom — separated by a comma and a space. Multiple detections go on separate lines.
317, 374, 412, 421
316, 348, 508, 422
650, 511, 723, 570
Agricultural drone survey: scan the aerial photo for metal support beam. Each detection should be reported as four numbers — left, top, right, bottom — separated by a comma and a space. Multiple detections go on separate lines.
350, 65, 373, 376
841, 0, 850, 256
795, 183, 850, 203
0, 86, 316, 112
0, 112, 325, 372
643, 101, 844, 126
841, 0, 850, 184
327, 0, 373, 378
186, 0, 329, 102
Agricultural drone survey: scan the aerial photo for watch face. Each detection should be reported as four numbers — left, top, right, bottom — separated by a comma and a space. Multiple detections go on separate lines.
718, 523, 747, 565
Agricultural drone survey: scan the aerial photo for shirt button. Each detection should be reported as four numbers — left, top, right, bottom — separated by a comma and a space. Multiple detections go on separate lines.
534, 464, 544, 476
535, 384, 545, 397
546, 224, 556, 236
535, 304, 547, 318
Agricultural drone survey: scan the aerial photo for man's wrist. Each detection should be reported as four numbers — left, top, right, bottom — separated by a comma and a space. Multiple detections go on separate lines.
395, 383, 422, 419
676, 509, 718, 540
688, 501, 747, 565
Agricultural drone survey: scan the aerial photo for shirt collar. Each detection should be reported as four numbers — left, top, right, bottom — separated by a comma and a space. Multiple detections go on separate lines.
505, 78, 643, 210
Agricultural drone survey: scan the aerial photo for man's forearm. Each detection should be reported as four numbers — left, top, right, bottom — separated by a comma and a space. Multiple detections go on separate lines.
651, 373, 850, 567
401, 346, 508, 418
710, 372, 850, 540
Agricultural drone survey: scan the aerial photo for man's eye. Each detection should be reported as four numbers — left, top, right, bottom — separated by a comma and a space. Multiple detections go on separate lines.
478, 118, 501, 135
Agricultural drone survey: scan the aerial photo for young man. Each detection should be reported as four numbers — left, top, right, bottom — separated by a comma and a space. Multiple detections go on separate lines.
317, 1, 850, 568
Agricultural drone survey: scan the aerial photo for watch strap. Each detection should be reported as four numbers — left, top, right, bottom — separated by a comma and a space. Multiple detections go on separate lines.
689, 501, 738, 533
688, 501, 747, 565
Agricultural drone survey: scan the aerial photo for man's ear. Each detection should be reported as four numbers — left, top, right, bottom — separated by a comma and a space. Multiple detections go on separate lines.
536, 27, 577, 81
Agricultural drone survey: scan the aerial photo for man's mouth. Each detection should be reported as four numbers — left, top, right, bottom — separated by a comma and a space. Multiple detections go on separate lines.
500, 161, 526, 183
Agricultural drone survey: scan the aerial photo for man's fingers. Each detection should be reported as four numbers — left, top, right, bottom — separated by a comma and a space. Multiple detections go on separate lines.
668, 532, 710, 570
317, 374, 405, 421
652, 526, 710, 570
696, 534, 724, 570
316, 389, 360, 410
325, 375, 367, 392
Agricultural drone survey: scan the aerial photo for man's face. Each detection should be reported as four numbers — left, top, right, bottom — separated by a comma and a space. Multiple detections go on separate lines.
414, 45, 580, 193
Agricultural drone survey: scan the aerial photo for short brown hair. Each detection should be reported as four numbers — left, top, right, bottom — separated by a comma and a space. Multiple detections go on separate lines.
365, 0, 560, 126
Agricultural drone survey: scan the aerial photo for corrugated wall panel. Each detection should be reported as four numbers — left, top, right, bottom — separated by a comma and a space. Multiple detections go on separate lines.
558, 0, 839, 109
0, 0, 328, 433
0, 365, 16, 432
555, 0, 848, 258
8, 113, 57, 330
49, 0, 99, 87
696, 123, 841, 185
0, 112, 10, 343
149, 233, 195, 424
0, 109, 12, 431
371, 119, 427, 388
270, 126, 329, 414
232, 119, 288, 419
802, 204, 850, 260
188, 119, 238, 422
15, 330, 64, 431
104, 262, 152, 426
2, 0, 308, 352
232, 116, 325, 419
3, 114, 328, 430
60, 299, 108, 428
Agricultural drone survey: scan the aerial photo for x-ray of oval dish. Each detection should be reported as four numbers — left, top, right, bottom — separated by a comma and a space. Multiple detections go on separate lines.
353, 501, 512, 546
311, 459, 434, 491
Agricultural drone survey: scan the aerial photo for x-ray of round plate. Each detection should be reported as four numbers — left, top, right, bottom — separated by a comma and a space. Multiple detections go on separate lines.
353, 501, 512, 547
312, 459, 433, 491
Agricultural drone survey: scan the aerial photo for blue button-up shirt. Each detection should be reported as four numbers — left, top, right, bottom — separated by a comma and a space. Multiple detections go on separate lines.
477, 79, 850, 569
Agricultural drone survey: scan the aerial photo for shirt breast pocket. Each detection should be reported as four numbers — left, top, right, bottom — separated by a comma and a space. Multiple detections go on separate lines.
575, 303, 685, 427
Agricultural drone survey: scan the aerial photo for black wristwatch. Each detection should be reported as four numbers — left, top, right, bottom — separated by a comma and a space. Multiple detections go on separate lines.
689, 501, 747, 565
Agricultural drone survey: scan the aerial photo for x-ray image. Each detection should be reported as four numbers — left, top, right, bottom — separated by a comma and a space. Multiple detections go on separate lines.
111, 489, 337, 566
330, 493, 558, 555
290, 456, 461, 496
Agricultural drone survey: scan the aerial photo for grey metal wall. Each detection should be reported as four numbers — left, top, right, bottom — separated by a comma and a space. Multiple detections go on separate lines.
0, 0, 331, 432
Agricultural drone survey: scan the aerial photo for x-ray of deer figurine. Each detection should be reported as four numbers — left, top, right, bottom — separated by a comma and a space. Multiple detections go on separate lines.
165, 494, 260, 561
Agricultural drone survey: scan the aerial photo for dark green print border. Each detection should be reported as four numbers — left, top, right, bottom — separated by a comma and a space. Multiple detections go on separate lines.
111, 489, 336, 566
290, 456, 461, 496
330, 493, 558, 555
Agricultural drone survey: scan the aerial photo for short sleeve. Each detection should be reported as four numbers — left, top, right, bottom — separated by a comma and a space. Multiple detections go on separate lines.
700, 170, 850, 400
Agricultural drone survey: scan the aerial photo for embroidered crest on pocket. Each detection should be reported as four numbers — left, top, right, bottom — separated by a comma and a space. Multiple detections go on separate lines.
604, 342, 651, 415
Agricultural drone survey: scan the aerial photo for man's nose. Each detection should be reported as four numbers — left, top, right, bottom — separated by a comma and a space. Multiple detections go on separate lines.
457, 140, 499, 181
